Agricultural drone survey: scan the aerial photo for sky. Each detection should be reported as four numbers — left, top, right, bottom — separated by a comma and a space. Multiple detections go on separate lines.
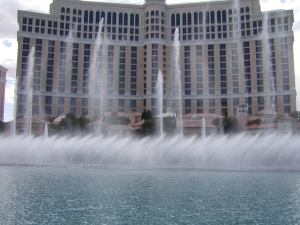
0, 0, 299, 122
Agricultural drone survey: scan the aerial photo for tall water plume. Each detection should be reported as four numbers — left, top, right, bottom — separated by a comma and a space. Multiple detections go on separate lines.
173, 28, 183, 135
232, 0, 249, 110
261, 12, 276, 118
63, 26, 76, 94
202, 117, 206, 138
44, 123, 48, 138
89, 19, 104, 120
25, 47, 35, 136
12, 77, 18, 136
157, 70, 163, 137
265, 13, 276, 117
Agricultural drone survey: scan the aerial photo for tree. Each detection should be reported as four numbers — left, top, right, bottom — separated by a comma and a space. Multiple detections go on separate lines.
290, 111, 299, 120
59, 113, 78, 134
137, 110, 177, 137
109, 110, 119, 124
222, 117, 238, 134
103, 110, 130, 125
77, 116, 91, 135
139, 118, 156, 136
136, 110, 156, 136
0, 120, 5, 134
211, 118, 221, 127
142, 110, 153, 121
163, 117, 176, 135
247, 118, 262, 126
211, 117, 238, 134
119, 116, 130, 125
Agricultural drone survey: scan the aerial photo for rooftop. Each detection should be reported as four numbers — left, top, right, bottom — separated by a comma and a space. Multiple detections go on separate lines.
183, 113, 224, 119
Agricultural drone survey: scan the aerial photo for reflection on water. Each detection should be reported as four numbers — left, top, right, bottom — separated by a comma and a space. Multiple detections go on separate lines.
0, 167, 300, 224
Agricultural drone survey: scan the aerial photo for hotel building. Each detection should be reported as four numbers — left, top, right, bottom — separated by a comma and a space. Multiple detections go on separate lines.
0, 65, 7, 121
16, 0, 296, 119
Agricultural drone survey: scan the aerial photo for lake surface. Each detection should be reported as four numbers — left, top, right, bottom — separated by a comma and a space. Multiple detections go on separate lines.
1, 167, 300, 224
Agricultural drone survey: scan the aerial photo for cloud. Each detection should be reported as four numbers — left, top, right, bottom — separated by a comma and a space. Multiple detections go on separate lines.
3, 40, 12, 47
0, 0, 52, 39
5, 78, 16, 105
4, 102, 14, 122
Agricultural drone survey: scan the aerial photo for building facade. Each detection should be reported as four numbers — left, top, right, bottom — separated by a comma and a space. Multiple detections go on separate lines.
0, 65, 7, 121
16, 0, 296, 119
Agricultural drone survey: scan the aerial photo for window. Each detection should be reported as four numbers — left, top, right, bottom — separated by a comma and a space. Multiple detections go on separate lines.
283, 95, 290, 104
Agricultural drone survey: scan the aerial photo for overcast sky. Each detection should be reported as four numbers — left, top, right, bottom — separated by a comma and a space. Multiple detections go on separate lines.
0, 0, 299, 121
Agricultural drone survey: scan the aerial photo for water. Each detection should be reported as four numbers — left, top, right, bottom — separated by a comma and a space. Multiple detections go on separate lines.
157, 70, 163, 137
1, 133, 300, 170
89, 19, 104, 118
202, 117, 206, 138
0, 167, 300, 224
25, 47, 35, 136
12, 77, 18, 136
173, 28, 183, 135
44, 123, 48, 138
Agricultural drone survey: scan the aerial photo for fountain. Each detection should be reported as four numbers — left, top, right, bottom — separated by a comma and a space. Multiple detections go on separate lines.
25, 47, 35, 136
202, 117, 206, 138
89, 19, 104, 119
1, 133, 300, 171
2, 7, 297, 172
173, 28, 183, 135
12, 77, 18, 136
157, 70, 163, 138
44, 123, 48, 138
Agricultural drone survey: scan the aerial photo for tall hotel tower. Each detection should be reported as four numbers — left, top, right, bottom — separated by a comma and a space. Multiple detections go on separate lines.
16, 0, 296, 118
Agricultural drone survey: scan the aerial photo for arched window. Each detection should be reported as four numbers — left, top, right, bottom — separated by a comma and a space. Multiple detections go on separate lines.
246, 7, 250, 13
171, 14, 175, 26
205, 11, 209, 24
119, 13, 123, 25
96, 11, 100, 24
199, 12, 203, 24
78, 10, 82, 16
210, 11, 215, 24
101, 11, 105, 24
240, 7, 244, 14
176, 13, 180, 26
229, 9, 232, 15
135, 14, 139, 26
66, 8, 70, 14
107, 12, 111, 25
130, 13, 134, 26
194, 12, 198, 25
187, 13, 192, 25
89, 11, 94, 24
124, 13, 128, 26
146, 12, 149, 17
182, 13, 187, 25
217, 11, 221, 23
151, 10, 154, 16
73, 9, 77, 15
161, 12, 164, 17
84, 10, 88, 23
222, 10, 227, 23
61, 7, 65, 13
156, 10, 159, 16
112, 12, 117, 25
